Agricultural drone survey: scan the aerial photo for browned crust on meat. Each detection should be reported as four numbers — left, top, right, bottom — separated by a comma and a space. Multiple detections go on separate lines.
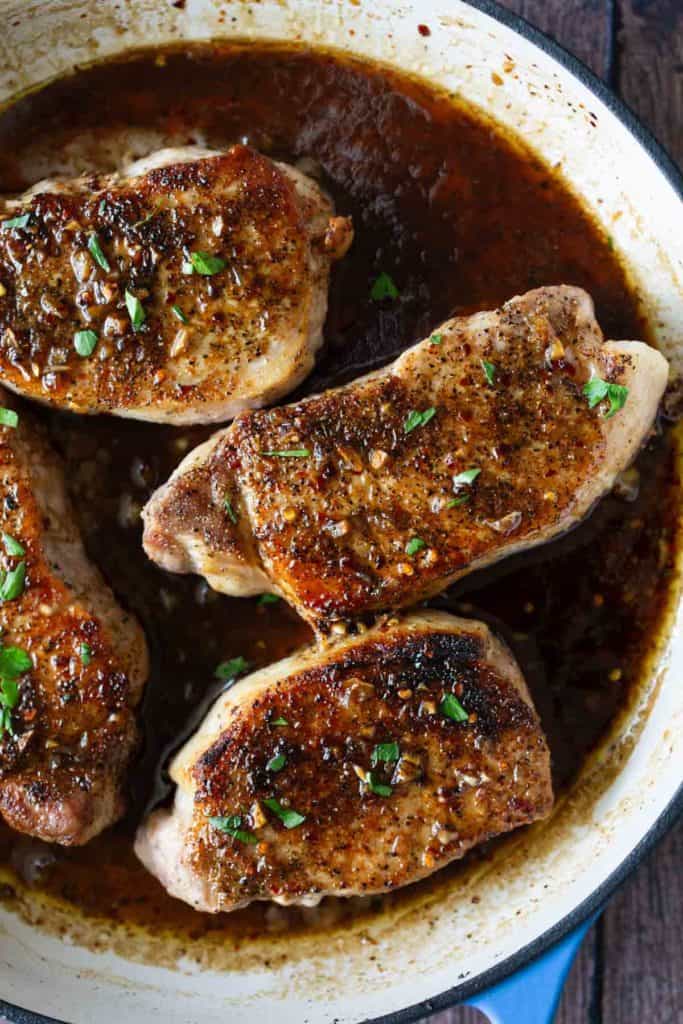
0, 395, 148, 844
0, 146, 344, 420
145, 286, 660, 628
187, 622, 552, 908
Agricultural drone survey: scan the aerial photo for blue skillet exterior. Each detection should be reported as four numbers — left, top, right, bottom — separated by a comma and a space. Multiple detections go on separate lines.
0, 3, 681, 1023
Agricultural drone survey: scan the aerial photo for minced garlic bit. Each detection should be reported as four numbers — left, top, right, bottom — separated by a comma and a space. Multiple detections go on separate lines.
344, 677, 375, 703
392, 753, 422, 784
487, 510, 522, 535
250, 800, 268, 830
545, 338, 565, 364
170, 328, 189, 358
336, 444, 363, 472
326, 518, 350, 537
369, 448, 389, 470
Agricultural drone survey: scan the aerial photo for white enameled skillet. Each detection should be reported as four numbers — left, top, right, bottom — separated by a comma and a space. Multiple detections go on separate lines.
0, 2, 680, 1022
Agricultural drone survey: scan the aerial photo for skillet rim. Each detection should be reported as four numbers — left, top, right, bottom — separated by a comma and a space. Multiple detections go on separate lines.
0, 1, 681, 1021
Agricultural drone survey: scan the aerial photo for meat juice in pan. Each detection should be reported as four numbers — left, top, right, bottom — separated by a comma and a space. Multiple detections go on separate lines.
0, 45, 678, 943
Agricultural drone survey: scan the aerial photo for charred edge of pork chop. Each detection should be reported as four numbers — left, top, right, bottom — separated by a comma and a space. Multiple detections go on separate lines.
141, 285, 669, 628
135, 611, 553, 912
0, 145, 353, 424
0, 392, 149, 844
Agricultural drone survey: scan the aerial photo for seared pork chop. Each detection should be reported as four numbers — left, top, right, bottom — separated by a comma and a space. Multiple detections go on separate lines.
0, 393, 148, 843
135, 611, 552, 911
0, 145, 352, 423
142, 286, 669, 630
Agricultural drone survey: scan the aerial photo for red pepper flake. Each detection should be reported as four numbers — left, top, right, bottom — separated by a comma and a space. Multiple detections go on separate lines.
418, 24, 431, 37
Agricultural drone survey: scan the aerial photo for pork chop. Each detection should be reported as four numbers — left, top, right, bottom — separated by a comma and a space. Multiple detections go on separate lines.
0, 145, 352, 423
135, 610, 552, 911
142, 285, 669, 630
0, 392, 148, 844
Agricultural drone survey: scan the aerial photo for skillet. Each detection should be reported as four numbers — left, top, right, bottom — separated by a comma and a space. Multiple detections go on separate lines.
0, 1, 680, 1022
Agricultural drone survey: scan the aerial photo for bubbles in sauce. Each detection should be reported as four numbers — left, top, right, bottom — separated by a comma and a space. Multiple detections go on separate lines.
0, 43, 677, 951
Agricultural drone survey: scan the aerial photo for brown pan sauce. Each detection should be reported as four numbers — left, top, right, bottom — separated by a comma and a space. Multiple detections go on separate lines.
0, 43, 678, 947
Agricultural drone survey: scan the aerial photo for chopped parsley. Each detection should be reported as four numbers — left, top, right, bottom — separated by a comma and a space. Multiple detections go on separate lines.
0, 679, 18, 738
125, 290, 146, 331
430, 332, 443, 345
1, 213, 31, 231
224, 497, 238, 524
214, 655, 250, 681
189, 251, 227, 276
271, 716, 289, 727
481, 359, 496, 385
371, 741, 399, 767
263, 797, 305, 829
74, 329, 98, 358
404, 407, 436, 434
0, 561, 26, 602
583, 377, 629, 419
453, 467, 481, 488
79, 643, 92, 667
261, 449, 310, 458
209, 814, 258, 844
447, 468, 480, 508
365, 772, 392, 797
266, 752, 287, 773
87, 233, 111, 272
98, 199, 107, 217
258, 593, 280, 605
0, 408, 18, 429
171, 304, 189, 324
0, 645, 31, 679
446, 494, 470, 509
440, 693, 469, 723
405, 537, 426, 556
0, 643, 30, 738
370, 272, 399, 301
1, 533, 24, 557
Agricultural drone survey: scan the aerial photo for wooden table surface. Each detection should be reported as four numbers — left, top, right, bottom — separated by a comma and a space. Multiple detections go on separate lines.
424, 3, 683, 1023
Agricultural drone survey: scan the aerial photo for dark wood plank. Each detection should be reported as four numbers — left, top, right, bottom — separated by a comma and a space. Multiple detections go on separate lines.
616, 0, 683, 164
499, 0, 613, 77
602, 820, 683, 1022
555, 922, 600, 1024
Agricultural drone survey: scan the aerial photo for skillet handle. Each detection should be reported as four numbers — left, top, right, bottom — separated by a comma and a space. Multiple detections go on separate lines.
464, 913, 600, 1024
